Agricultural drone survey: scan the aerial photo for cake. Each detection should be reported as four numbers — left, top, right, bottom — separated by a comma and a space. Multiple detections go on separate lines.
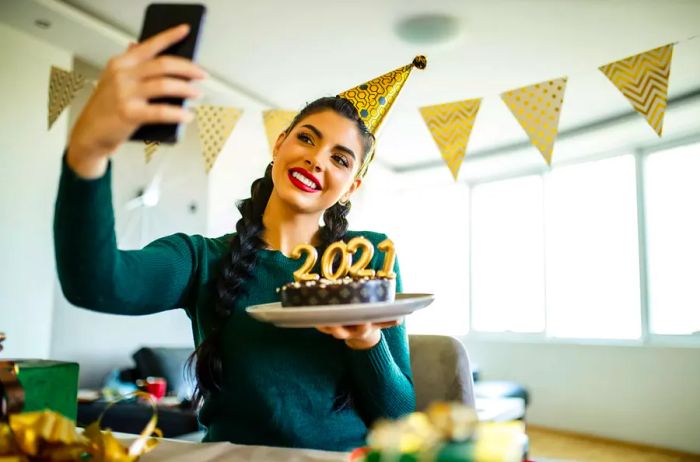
279, 237, 398, 308
279, 277, 396, 307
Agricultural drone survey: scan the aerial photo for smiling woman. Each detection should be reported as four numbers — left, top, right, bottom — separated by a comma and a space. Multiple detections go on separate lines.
53, 23, 426, 452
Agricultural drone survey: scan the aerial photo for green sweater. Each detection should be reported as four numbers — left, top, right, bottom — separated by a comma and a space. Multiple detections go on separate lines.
53, 155, 415, 451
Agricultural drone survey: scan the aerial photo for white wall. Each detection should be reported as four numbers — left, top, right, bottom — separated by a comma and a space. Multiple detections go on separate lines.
0, 23, 71, 359
462, 339, 700, 454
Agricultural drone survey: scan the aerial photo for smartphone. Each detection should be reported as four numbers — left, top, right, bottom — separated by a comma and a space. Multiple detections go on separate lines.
130, 3, 206, 144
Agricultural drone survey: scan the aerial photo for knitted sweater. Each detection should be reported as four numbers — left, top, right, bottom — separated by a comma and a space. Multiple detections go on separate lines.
53, 155, 415, 451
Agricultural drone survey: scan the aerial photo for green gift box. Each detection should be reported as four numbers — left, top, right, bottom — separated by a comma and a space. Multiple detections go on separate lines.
12, 359, 79, 421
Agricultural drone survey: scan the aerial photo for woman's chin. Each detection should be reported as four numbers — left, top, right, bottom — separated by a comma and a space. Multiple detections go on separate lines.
277, 188, 328, 214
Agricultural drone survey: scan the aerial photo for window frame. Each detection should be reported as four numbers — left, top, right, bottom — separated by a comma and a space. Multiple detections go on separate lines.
465, 134, 700, 348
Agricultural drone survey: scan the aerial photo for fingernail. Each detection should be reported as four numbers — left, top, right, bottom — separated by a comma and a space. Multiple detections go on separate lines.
183, 111, 194, 123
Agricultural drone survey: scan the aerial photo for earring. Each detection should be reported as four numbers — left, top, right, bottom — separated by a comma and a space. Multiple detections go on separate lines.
338, 197, 350, 206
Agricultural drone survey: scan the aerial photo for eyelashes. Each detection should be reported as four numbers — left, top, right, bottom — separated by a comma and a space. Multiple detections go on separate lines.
296, 132, 351, 169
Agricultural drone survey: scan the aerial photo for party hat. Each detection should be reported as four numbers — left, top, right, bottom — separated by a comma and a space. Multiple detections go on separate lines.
338, 56, 427, 176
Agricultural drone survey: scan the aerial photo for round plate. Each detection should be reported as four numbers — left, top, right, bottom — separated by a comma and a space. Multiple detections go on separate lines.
246, 293, 435, 328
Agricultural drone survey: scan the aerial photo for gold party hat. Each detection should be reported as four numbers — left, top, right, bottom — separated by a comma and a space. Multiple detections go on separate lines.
338, 55, 427, 176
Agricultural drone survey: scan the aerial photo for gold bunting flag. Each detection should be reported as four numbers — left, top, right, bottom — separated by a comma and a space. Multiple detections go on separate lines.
48, 66, 85, 129
501, 77, 567, 165
599, 44, 673, 137
194, 105, 242, 173
262, 109, 297, 154
144, 140, 160, 164
419, 99, 482, 180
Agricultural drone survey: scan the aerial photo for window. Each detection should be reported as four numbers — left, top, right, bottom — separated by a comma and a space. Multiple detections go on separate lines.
471, 175, 546, 333
544, 155, 641, 339
644, 142, 700, 336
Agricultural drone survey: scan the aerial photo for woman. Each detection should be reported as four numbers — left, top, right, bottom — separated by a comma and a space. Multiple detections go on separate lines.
55, 24, 415, 451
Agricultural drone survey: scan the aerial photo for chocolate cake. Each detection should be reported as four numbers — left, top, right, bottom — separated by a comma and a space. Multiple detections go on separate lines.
279, 277, 396, 307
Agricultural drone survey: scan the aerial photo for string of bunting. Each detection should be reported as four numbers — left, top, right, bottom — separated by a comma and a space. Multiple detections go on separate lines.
47, 35, 696, 178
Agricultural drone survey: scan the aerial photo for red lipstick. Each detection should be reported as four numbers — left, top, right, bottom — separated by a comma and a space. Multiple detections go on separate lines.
288, 168, 321, 193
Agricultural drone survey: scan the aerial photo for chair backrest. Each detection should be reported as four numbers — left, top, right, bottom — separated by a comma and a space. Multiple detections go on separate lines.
408, 334, 475, 411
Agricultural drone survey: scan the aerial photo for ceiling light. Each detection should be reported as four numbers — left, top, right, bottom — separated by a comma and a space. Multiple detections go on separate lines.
395, 13, 461, 45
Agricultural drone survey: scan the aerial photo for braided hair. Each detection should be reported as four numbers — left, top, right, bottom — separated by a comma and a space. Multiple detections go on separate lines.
187, 96, 375, 407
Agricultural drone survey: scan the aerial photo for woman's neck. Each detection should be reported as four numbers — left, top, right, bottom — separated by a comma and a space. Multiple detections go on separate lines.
262, 191, 323, 257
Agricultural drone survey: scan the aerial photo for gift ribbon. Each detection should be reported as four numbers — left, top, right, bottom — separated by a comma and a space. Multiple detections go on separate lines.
0, 391, 161, 461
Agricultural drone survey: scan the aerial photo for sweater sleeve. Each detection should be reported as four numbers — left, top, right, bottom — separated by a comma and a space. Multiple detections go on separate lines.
345, 255, 416, 424
53, 153, 197, 315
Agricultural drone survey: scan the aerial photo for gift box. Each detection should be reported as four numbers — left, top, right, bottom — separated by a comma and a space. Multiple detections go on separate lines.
354, 402, 528, 462
6, 359, 79, 421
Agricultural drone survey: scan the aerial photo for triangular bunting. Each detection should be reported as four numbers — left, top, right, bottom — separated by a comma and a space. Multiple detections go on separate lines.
501, 78, 567, 165
419, 98, 482, 180
599, 44, 673, 137
262, 109, 297, 155
144, 141, 160, 164
194, 105, 242, 173
48, 66, 86, 129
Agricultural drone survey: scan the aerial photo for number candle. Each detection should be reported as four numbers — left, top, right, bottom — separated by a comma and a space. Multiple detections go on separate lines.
347, 236, 376, 278
291, 244, 320, 282
376, 238, 397, 279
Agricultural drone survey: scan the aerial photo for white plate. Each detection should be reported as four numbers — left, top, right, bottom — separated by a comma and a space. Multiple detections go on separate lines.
246, 293, 434, 328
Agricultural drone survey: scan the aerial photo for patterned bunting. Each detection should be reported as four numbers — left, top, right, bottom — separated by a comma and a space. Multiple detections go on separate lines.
501, 78, 567, 165
419, 99, 482, 180
48, 66, 85, 129
262, 109, 297, 154
194, 105, 242, 173
599, 44, 673, 137
144, 140, 160, 164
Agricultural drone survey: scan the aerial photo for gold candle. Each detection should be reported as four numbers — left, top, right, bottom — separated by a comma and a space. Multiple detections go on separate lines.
321, 241, 351, 280
291, 244, 320, 282
347, 236, 376, 278
377, 238, 397, 279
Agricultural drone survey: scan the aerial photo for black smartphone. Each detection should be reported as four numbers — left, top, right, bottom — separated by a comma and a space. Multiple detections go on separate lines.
130, 3, 206, 144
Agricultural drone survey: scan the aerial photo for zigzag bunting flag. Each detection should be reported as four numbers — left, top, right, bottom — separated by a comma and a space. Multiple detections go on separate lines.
194, 105, 242, 173
262, 109, 297, 155
419, 98, 482, 180
501, 77, 568, 165
144, 140, 160, 164
48, 66, 86, 129
599, 44, 673, 137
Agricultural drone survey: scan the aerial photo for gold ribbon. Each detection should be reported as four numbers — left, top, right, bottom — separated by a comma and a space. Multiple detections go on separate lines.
0, 391, 161, 462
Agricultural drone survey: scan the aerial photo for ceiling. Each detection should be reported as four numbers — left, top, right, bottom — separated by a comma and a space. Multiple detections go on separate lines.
2, 0, 700, 175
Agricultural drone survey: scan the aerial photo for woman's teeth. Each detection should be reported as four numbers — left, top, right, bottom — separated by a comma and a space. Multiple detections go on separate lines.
292, 171, 318, 190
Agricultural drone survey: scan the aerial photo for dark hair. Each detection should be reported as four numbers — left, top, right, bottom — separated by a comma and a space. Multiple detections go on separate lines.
187, 96, 375, 407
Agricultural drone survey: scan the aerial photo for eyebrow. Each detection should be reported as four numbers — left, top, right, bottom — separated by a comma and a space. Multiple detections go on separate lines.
300, 124, 356, 160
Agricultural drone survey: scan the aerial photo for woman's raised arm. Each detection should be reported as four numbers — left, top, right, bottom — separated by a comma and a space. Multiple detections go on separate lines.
54, 24, 208, 315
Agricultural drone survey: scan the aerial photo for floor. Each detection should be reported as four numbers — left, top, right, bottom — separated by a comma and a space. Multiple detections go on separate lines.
527, 426, 700, 462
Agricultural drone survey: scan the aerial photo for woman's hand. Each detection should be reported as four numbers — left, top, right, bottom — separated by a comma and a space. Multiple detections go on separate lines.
67, 24, 207, 178
316, 319, 402, 350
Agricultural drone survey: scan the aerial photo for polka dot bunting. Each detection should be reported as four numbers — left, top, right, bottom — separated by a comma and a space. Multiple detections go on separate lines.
262, 109, 297, 155
194, 105, 243, 174
501, 77, 568, 165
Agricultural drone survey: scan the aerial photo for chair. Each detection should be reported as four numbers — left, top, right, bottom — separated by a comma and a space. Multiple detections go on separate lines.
408, 334, 475, 411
